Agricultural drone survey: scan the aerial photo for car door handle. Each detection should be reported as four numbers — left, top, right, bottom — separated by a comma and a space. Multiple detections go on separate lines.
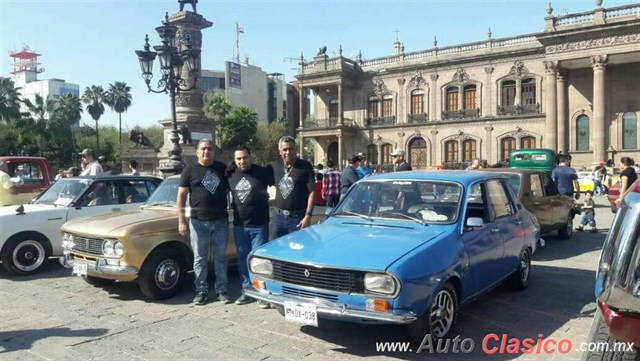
514, 220, 522, 225
111, 207, 122, 211
490, 228, 500, 233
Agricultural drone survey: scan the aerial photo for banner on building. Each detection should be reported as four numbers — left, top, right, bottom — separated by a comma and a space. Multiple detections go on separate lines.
228, 61, 241, 92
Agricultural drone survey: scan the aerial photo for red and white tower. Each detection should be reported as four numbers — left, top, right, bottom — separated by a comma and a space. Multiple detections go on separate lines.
10, 46, 44, 86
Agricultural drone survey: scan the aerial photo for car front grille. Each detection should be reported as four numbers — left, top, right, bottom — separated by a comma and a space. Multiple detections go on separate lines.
282, 286, 339, 302
70, 235, 103, 256
272, 260, 365, 293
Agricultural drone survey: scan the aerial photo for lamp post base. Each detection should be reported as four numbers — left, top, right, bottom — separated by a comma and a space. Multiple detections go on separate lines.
158, 159, 185, 177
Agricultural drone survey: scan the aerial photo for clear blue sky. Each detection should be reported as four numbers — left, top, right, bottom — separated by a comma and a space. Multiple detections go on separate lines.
1, 0, 628, 129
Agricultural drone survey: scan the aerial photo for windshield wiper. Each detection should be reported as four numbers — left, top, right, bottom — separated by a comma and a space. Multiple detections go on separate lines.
333, 211, 373, 222
389, 212, 426, 226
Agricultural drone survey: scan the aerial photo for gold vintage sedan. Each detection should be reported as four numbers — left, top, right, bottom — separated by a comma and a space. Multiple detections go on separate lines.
59, 175, 325, 300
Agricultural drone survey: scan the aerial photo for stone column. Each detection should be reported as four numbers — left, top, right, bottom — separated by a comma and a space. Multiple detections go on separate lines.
543, 61, 559, 150
556, 68, 567, 153
298, 86, 305, 130
515, 79, 521, 106
591, 55, 608, 163
430, 128, 438, 166
430, 74, 438, 120
337, 135, 343, 168
337, 82, 343, 125
299, 135, 305, 159
484, 67, 494, 117
484, 124, 493, 163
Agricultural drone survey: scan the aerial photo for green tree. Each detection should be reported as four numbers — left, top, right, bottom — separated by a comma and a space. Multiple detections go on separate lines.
0, 77, 22, 124
104, 81, 132, 161
22, 94, 57, 157
81, 85, 106, 153
253, 117, 289, 164
204, 92, 231, 146
53, 93, 83, 164
220, 106, 258, 148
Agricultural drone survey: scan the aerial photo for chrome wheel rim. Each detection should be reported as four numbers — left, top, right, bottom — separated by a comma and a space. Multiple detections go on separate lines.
155, 259, 180, 290
12, 240, 45, 272
428, 289, 455, 338
520, 251, 530, 283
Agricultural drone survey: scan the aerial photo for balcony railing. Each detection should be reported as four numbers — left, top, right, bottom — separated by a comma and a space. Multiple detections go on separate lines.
408, 113, 428, 124
442, 109, 480, 120
497, 104, 541, 116
366, 116, 396, 127
302, 118, 357, 129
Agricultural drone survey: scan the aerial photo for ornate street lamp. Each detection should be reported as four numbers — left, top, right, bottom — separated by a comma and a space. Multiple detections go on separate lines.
135, 13, 200, 175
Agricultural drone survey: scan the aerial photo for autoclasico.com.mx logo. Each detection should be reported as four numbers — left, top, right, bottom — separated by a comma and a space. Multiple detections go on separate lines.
375, 333, 636, 355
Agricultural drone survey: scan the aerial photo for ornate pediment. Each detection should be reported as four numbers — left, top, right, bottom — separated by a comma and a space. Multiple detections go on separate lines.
452, 68, 470, 85
508, 61, 529, 79
372, 77, 388, 96
407, 71, 427, 89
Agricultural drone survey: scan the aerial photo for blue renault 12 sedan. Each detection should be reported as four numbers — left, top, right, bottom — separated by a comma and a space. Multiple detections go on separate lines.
245, 171, 540, 341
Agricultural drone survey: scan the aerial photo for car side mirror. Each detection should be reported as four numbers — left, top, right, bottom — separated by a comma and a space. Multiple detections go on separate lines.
466, 217, 484, 228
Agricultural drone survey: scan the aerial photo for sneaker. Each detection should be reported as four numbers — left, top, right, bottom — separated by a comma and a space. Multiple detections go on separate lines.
217, 292, 232, 304
590, 228, 598, 233
193, 292, 208, 305
575, 227, 584, 232
234, 294, 252, 305
257, 300, 271, 309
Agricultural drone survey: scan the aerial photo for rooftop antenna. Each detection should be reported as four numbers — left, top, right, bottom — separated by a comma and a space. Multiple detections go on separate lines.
234, 22, 244, 64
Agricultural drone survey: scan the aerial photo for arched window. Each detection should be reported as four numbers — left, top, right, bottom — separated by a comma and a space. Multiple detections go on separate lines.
576, 115, 590, 151
462, 139, 477, 162
382, 95, 394, 117
381, 143, 393, 165
409, 137, 428, 169
463, 85, 476, 110
445, 140, 459, 163
521, 78, 536, 105
446, 86, 458, 111
367, 96, 379, 119
521, 136, 536, 149
502, 80, 516, 106
501, 137, 516, 161
367, 144, 379, 165
410, 89, 424, 115
329, 99, 338, 119
623, 112, 637, 149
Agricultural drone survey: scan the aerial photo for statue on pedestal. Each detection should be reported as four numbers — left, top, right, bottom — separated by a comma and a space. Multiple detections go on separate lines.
178, 0, 197, 13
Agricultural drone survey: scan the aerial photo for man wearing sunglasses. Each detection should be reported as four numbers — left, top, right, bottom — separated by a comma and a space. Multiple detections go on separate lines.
78, 149, 103, 176
391, 148, 412, 172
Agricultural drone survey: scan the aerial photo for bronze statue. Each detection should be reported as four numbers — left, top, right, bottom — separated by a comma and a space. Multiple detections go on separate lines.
179, 0, 197, 13
129, 129, 154, 149
179, 125, 192, 145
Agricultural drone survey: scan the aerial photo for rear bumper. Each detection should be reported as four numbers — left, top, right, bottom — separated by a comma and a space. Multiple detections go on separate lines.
59, 252, 138, 280
599, 301, 640, 346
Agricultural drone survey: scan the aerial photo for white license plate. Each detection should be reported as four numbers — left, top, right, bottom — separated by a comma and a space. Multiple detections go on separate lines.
284, 301, 318, 327
72, 261, 88, 277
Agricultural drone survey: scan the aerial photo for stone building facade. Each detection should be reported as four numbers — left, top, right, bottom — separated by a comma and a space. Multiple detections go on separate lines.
295, 2, 640, 170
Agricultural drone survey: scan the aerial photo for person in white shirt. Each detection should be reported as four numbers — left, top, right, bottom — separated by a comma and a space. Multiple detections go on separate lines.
79, 149, 103, 176
129, 160, 140, 176
0, 160, 19, 206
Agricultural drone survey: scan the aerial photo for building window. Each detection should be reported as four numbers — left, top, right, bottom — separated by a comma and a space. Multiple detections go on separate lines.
521, 136, 536, 149
367, 96, 379, 118
501, 137, 516, 161
409, 137, 428, 169
502, 80, 516, 106
463, 85, 476, 110
446, 87, 458, 111
382, 95, 393, 117
329, 99, 338, 119
521, 78, 536, 105
462, 139, 477, 162
367, 144, 379, 165
576, 114, 590, 151
410, 90, 424, 115
445, 140, 459, 163
623, 112, 637, 149
381, 143, 393, 165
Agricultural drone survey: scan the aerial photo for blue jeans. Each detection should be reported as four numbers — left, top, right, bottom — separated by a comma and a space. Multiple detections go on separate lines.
273, 210, 304, 239
234, 224, 269, 288
580, 212, 596, 227
189, 218, 229, 294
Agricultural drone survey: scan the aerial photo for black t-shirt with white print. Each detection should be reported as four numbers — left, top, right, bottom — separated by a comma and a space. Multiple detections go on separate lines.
267, 158, 315, 212
228, 164, 273, 226
179, 161, 229, 220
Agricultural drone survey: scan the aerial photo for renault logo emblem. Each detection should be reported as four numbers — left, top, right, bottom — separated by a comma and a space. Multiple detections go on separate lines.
304, 269, 310, 278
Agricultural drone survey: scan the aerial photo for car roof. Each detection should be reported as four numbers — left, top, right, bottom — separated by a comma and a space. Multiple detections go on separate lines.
73, 175, 162, 181
364, 170, 506, 186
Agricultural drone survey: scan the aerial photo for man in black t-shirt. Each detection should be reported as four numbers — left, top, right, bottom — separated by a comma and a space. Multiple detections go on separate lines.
266, 136, 315, 238
227, 145, 273, 306
177, 139, 231, 306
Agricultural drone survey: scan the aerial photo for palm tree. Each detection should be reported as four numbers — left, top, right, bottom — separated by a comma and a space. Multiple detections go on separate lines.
0, 77, 23, 124
104, 81, 132, 162
54, 93, 83, 162
204, 92, 232, 146
23, 94, 57, 156
81, 85, 106, 153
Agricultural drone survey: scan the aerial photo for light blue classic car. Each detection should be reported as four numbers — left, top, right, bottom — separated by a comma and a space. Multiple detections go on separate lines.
245, 171, 540, 341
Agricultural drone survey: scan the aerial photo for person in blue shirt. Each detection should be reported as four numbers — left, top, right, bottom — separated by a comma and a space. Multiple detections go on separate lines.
551, 154, 580, 199
356, 152, 373, 179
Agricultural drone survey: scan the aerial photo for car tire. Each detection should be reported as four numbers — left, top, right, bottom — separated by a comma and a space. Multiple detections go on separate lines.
507, 248, 531, 291
581, 306, 639, 361
558, 214, 573, 239
1, 233, 50, 275
83, 276, 116, 287
406, 282, 458, 343
139, 248, 185, 300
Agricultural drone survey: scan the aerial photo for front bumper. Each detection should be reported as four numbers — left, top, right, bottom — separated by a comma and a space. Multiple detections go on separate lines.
243, 285, 417, 324
59, 252, 138, 280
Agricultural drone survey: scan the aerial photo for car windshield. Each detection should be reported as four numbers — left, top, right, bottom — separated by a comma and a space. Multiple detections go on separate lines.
33, 178, 91, 206
333, 180, 462, 224
144, 177, 179, 207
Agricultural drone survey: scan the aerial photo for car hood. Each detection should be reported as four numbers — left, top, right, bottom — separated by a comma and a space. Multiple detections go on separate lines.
0, 203, 64, 217
62, 207, 177, 236
252, 220, 446, 271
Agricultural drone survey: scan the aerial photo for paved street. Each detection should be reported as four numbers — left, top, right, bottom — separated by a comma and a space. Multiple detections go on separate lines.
0, 196, 616, 360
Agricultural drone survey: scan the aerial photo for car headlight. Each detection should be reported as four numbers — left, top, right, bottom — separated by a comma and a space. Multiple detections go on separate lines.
114, 242, 124, 257
364, 273, 398, 295
249, 257, 273, 276
102, 239, 114, 256
62, 233, 75, 249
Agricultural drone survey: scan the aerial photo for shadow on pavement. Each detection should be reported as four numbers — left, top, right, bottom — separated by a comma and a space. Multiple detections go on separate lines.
534, 227, 607, 262
0, 259, 70, 281
0, 327, 108, 354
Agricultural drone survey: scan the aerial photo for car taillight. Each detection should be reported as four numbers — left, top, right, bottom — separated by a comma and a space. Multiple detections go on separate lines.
630, 179, 640, 193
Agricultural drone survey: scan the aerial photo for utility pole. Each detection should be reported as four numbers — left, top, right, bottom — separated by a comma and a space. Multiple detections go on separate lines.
234, 22, 244, 64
